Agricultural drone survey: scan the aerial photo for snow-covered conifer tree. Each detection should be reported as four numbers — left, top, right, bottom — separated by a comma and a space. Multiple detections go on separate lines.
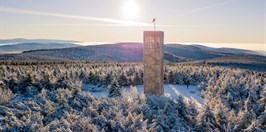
109, 79, 121, 97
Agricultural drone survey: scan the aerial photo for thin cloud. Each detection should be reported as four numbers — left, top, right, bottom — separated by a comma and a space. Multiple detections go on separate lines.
28, 23, 154, 27
177, 0, 238, 17
18, 23, 230, 28
1, 6, 232, 28
1, 7, 152, 26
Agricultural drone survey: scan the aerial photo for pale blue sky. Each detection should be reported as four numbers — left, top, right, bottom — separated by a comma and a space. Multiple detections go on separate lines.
0, 0, 265, 50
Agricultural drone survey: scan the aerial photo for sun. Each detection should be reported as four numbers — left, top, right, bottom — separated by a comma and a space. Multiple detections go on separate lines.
123, 0, 139, 19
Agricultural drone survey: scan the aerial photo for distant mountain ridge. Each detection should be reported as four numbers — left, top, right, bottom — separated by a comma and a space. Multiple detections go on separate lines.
0, 43, 80, 53
0, 42, 264, 63
0, 38, 79, 45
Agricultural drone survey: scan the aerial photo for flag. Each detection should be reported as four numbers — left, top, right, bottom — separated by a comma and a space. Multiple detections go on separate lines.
152, 18, 156, 23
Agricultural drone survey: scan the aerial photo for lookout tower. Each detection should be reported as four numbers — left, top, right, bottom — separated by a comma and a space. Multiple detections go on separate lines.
143, 31, 164, 95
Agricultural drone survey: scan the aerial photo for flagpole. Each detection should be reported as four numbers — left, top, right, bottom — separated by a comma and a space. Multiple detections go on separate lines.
153, 18, 156, 32
154, 21, 155, 31
154, 20, 156, 31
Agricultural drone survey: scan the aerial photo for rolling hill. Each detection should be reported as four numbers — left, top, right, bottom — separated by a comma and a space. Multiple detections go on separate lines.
165, 44, 261, 60
0, 43, 264, 62
0, 43, 80, 53
0, 38, 79, 45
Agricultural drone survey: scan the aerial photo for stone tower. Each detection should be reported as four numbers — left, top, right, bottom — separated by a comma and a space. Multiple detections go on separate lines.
143, 31, 164, 95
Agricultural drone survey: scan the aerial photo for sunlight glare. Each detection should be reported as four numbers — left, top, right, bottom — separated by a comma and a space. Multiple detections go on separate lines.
123, 0, 139, 19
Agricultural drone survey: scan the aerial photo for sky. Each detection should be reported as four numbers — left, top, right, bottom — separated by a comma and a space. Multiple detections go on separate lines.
0, 0, 265, 51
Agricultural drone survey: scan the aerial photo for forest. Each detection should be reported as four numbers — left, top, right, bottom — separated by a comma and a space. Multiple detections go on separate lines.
0, 61, 265, 131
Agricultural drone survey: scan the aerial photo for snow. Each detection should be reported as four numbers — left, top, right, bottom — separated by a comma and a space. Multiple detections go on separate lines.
82, 84, 204, 106
164, 85, 204, 105
82, 84, 109, 98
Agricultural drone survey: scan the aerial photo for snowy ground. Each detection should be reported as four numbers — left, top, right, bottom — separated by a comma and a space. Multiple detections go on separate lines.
82, 84, 204, 106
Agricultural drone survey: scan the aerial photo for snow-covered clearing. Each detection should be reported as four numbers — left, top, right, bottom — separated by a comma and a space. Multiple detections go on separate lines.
82, 84, 204, 106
